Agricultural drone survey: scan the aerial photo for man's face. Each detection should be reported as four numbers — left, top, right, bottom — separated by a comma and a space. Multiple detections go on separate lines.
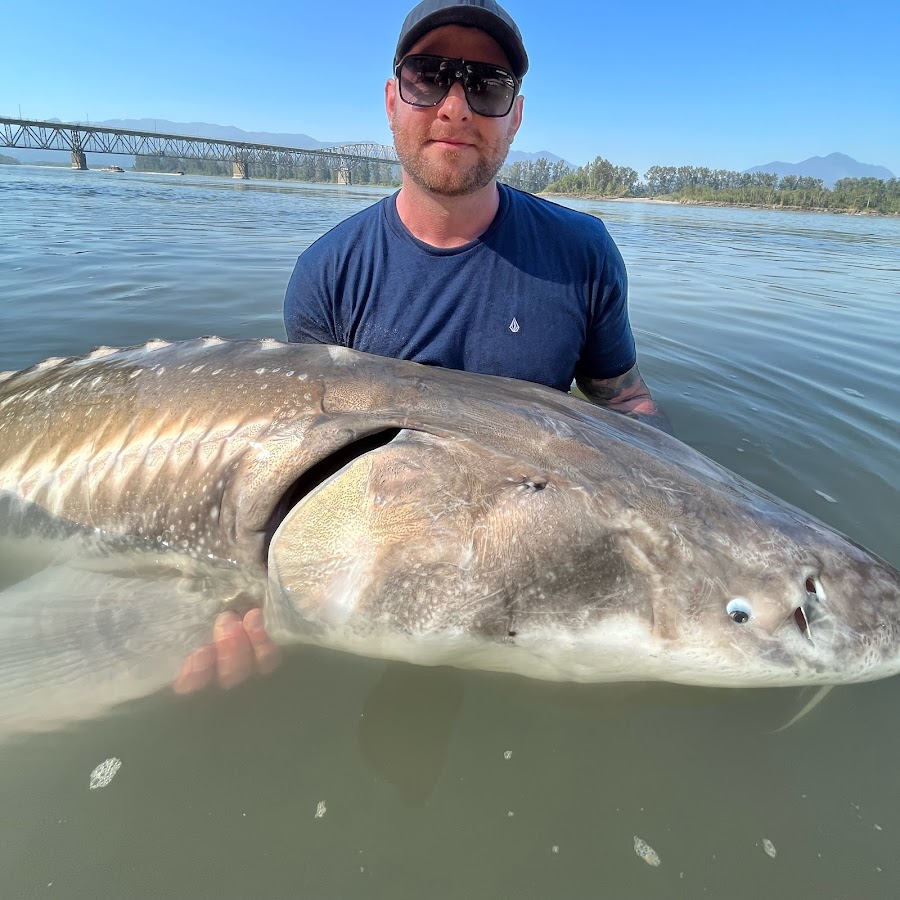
386, 24, 524, 197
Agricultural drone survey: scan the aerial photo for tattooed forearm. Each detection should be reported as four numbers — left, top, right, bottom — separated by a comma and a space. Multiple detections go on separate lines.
575, 365, 674, 435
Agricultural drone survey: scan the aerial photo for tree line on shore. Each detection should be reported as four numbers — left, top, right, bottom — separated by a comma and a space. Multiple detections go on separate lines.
130, 152, 898, 214
500, 157, 900, 214
134, 154, 400, 185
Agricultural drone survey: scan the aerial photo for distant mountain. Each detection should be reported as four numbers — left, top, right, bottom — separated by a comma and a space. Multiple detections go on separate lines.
94, 119, 347, 150
506, 149, 574, 168
745, 152, 894, 188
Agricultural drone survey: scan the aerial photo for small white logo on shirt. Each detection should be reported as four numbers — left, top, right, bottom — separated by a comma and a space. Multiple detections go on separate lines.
508, 318, 520, 333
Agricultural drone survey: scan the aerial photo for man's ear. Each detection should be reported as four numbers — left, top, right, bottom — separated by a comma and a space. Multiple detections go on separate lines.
508, 93, 524, 142
385, 78, 397, 130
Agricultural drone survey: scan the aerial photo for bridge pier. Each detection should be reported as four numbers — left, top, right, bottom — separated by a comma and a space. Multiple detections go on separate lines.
71, 149, 87, 170
337, 163, 352, 185
232, 160, 250, 179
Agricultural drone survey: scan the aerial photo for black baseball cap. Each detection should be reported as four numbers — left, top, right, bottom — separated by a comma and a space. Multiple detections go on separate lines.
394, 0, 529, 80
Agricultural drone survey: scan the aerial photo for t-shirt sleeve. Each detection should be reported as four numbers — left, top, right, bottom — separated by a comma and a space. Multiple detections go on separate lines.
575, 232, 637, 381
283, 247, 341, 345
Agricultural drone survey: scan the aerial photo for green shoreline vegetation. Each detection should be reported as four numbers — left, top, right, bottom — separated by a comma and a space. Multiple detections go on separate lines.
134, 153, 402, 186
4, 149, 895, 215
506, 157, 900, 216
134, 152, 898, 216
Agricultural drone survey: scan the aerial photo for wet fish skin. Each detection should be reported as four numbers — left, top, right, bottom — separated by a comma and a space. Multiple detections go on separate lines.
0, 337, 898, 734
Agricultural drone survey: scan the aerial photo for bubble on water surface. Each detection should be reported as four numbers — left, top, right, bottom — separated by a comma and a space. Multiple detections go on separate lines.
315, 801, 327, 819
503, 750, 512, 760
762, 838, 777, 858
633, 836, 660, 867
815, 490, 837, 503
89, 757, 122, 790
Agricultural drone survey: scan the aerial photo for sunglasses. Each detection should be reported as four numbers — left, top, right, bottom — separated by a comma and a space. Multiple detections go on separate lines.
395, 54, 519, 118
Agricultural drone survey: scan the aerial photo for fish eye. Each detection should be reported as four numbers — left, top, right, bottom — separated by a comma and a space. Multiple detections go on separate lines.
726, 598, 752, 624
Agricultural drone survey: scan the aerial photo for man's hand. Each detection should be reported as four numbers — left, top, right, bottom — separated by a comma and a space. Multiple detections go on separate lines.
173, 608, 281, 694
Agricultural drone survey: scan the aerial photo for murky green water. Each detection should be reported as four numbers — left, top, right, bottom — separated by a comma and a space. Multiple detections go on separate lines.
1, 166, 898, 898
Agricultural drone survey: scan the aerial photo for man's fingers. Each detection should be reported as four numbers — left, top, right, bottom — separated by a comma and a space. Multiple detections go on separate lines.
173, 608, 279, 694
243, 608, 281, 675
213, 610, 255, 690
173, 644, 218, 695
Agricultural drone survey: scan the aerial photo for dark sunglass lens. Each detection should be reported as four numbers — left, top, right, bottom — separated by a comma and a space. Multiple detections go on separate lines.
400, 57, 451, 107
464, 64, 516, 117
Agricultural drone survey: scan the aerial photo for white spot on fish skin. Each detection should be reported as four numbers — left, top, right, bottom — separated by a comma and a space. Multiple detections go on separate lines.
633, 836, 660, 867
191, 366, 205, 373
255, 368, 267, 375
89, 757, 122, 790
762, 838, 777, 858
315, 801, 327, 819
156, 367, 165, 376
201, 336, 225, 346
144, 339, 171, 351
259, 339, 281, 349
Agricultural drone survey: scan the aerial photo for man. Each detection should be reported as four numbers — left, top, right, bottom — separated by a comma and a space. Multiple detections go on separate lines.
178, 0, 668, 693
284, 0, 670, 431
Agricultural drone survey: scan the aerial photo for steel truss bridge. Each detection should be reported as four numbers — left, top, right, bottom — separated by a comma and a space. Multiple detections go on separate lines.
0, 117, 398, 182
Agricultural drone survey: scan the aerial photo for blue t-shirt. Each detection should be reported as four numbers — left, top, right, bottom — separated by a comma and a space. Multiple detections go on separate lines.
283, 183, 636, 392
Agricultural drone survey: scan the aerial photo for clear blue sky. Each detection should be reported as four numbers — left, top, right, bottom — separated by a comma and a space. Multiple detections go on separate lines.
4, 0, 899, 176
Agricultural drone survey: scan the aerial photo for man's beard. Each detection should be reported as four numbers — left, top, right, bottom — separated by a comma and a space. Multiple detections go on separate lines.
392, 115, 515, 197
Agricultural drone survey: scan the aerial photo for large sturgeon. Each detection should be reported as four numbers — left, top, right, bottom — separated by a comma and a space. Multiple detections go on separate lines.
0, 338, 898, 733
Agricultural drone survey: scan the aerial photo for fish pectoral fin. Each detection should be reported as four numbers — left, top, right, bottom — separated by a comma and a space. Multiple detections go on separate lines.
0, 556, 239, 739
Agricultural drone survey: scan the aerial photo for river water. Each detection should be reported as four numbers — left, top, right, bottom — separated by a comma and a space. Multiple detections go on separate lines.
1, 165, 898, 898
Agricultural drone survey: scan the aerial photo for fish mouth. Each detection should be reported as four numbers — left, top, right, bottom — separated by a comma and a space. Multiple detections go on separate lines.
261, 427, 406, 559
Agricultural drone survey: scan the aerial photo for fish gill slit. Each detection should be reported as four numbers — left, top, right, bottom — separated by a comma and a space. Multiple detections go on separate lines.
260, 428, 403, 561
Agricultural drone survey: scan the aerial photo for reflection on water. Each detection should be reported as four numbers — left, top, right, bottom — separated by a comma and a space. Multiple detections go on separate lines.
0, 166, 898, 898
